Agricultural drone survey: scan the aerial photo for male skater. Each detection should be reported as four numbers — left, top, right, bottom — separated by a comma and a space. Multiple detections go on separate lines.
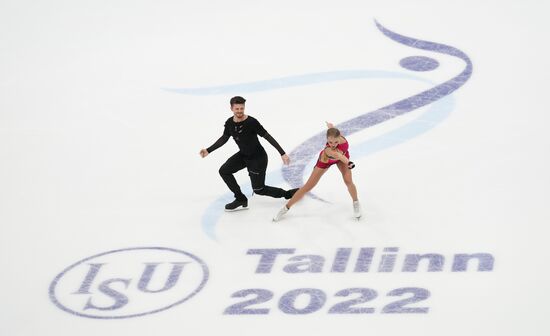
200, 96, 298, 211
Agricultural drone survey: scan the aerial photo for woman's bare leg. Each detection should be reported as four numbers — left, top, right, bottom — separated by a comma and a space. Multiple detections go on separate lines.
337, 161, 358, 201
286, 167, 327, 208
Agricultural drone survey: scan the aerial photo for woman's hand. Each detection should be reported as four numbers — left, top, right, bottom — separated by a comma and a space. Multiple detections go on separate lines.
324, 148, 349, 164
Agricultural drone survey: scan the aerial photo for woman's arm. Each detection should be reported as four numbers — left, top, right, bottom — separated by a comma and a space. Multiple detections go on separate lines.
324, 148, 349, 164
324, 148, 355, 169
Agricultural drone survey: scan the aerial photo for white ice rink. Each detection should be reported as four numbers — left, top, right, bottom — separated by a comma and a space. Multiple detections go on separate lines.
1, 0, 550, 335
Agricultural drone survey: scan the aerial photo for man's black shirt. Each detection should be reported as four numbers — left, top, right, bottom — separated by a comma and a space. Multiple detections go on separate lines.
207, 116, 285, 157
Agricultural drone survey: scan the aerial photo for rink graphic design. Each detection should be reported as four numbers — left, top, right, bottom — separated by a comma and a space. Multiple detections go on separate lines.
49, 247, 494, 318
245, 248, 494, 274
49, 247, 209, 319
281, 21, 472, 192
1, 0, 546, 334
223, 248, 494, 315
47, 20, 480, 321
170, 21, 472, 239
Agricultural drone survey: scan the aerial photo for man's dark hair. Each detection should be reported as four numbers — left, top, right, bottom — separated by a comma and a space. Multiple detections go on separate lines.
230, 96, 246, 106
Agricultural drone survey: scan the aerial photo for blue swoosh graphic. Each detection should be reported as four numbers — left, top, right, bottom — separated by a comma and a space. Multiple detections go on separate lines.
282, 21, 472, 192
168, 20, 472, 240
164, 70, 428, 95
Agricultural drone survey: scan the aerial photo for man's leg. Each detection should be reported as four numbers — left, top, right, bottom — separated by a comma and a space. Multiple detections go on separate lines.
247, 154, 293, 198
219, 152, 247, 201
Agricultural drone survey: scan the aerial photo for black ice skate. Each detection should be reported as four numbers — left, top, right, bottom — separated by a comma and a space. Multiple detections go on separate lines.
285, 188, 299, 200
225, 199, 248, 212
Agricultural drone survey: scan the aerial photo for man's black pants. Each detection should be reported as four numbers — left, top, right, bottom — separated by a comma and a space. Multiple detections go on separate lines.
219, 151, 286, 201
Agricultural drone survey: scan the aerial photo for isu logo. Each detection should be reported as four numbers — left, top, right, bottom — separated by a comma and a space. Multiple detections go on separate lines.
49, 247, 209, 319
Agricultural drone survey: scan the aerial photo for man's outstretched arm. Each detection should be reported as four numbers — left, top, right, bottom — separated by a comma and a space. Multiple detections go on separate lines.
200, 134, 230, 157
262, 132, 285, 155
262, 132, 290, 165
253, 118, 290, 164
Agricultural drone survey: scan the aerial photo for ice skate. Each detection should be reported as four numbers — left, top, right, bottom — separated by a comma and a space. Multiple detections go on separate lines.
353, 200, 362, 219
284, 188, 299, 199
225, 199, 248, 212
273, 205, 289, 221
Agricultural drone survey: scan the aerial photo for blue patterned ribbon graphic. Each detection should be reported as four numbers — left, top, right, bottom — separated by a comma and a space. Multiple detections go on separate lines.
282, 21, 472, 191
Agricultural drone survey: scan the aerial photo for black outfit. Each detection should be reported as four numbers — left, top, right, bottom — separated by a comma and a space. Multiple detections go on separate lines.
207, 116, 288, 201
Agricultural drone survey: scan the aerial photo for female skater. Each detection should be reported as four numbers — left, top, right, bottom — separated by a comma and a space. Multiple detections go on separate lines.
273, 122, 362, 221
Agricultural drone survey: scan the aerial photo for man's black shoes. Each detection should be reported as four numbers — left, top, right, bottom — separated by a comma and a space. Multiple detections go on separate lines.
284, 188, 299, 200
225, 199, 248, 211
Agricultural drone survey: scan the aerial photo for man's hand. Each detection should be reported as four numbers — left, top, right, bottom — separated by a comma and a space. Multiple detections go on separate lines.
199, 149, 209, 158
326, 121, 334, 128
281, 154, 290, 165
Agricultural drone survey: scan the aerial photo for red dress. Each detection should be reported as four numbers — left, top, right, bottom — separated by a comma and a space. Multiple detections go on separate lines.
315, 139, 350, 169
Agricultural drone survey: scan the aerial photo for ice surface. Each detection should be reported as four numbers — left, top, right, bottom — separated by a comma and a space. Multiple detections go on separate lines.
1, 1, 549, 335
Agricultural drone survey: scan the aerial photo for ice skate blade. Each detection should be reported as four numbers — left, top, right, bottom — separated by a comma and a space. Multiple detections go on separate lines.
224, 206, 249, 212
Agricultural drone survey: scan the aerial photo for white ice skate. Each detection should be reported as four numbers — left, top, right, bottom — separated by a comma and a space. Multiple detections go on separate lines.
353, 200, 362, 219
273, 205, 289, 222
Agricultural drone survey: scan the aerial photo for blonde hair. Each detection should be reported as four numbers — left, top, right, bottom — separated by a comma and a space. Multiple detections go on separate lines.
326, 128, 341, 138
